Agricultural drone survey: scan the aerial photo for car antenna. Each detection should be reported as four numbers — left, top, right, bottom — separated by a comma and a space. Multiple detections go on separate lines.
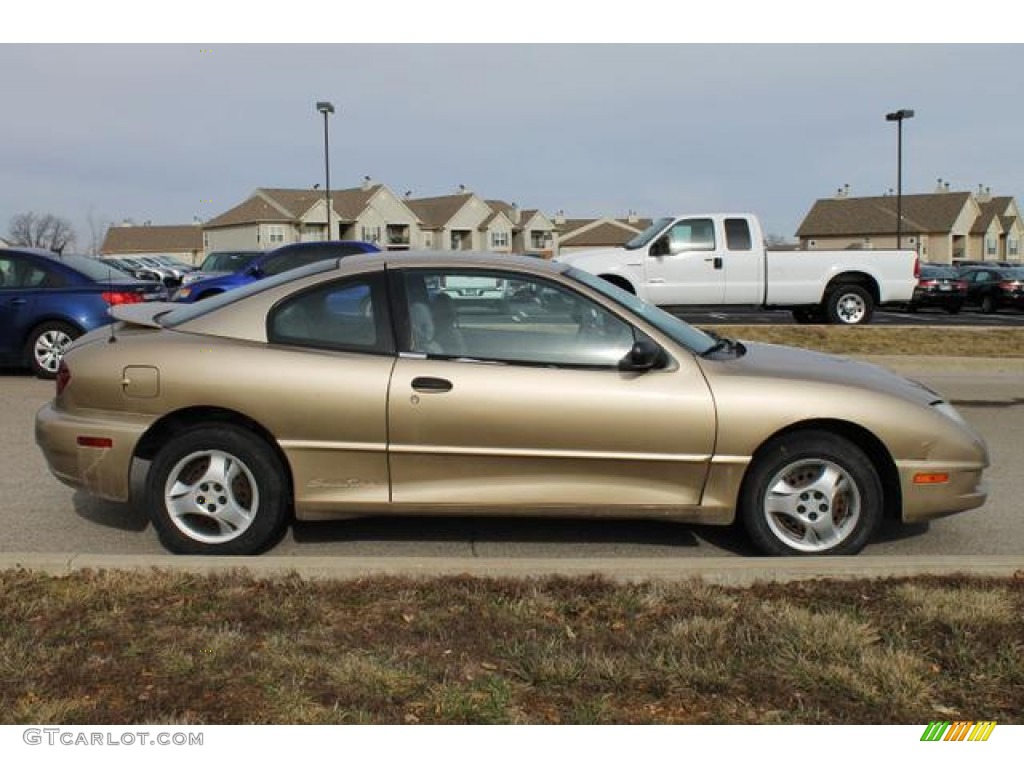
107, 265, 118, 344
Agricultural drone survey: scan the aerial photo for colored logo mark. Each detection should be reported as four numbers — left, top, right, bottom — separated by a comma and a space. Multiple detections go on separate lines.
920, 721, 996, 742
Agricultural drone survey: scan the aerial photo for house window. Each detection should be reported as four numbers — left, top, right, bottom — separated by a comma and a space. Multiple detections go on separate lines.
529, 230, 551, 250
1010, 238, 1019, 256
491, 231, 509, 248
386, 224, 409, 246
268, 225, 285, 244
986, 236, 996, 256
361, 226, 382, 244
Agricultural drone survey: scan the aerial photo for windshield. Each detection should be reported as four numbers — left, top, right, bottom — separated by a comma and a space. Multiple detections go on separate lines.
160, 260, 338, 327
566, 267, 716, 354
200, 251, 262, 272
624, 217, 673, 250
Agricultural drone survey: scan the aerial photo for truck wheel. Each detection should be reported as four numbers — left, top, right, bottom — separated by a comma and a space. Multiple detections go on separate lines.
825, 284, 873, 325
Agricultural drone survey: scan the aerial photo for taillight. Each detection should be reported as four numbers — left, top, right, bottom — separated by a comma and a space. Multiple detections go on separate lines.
1000, 280, 1022, 290
955, 281, 967, 290
102, 291, 145, 305
913, 257, 920, 278
56, 361, 71, 396
919, 279, 937, 288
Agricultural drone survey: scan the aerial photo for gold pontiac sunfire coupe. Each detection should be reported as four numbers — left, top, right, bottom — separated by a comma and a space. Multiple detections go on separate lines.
35, 252, 988, 556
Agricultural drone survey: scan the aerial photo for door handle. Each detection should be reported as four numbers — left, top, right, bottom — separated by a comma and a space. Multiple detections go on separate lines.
704, 257, 723, 269
411, 376, 453, 393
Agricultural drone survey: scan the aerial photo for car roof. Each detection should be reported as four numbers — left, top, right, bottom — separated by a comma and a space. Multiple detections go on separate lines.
351, 249, 570, 274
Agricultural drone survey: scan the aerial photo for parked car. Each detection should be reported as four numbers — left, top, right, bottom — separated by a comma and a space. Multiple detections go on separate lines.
173, 241, 380, 302
0, 247, 167, 377
37, 251, 988, 557
906, 264, 967, 313
104, 257, 171, 286
959, 266, 1024, 313
180, 250, 265, 287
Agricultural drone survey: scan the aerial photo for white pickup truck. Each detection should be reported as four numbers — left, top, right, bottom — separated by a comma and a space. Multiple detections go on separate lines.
555, 213, 919, 324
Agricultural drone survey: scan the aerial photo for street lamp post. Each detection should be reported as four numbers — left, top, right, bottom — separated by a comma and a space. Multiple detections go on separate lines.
316, 101, 335, 241
885, 108, 915, 250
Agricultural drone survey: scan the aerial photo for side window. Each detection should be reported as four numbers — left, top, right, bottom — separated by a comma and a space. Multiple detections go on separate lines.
267, 275, 388, 354
399, 270, 636, 368
666, 218, 715, 252
0, 255, 47, 288
724, 218, 753, 251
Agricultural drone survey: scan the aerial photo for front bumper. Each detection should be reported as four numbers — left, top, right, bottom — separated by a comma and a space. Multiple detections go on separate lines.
35, 403, 152, 503
897, 461, 988, 523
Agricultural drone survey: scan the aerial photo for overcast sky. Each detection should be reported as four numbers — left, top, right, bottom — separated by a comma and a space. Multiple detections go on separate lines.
3, 37, 1022, 246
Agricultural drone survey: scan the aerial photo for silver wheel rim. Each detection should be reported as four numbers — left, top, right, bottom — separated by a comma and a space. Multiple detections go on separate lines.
763, 459, 862, 553
835, 293, 867, 324
164, 450, 259, 544
34, 329, 74, 373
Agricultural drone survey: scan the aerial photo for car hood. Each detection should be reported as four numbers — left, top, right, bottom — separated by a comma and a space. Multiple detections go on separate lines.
707, 341, 942, 407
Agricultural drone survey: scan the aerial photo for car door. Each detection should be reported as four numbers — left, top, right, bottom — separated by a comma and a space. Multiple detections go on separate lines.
643, 217, 727, 305
386, 267, 717, 509
0, 252, 41, 361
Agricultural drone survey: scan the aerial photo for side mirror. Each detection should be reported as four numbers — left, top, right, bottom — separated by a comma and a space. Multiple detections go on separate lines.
619, 339, 666, 372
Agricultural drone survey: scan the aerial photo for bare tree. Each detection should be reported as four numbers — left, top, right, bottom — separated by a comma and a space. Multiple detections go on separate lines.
85, 208, 113, 257
8, 212, 77, 254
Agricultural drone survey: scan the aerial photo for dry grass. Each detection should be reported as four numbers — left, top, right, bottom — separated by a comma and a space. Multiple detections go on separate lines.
2, 569, 1022, 724
702, 325, 1024, 357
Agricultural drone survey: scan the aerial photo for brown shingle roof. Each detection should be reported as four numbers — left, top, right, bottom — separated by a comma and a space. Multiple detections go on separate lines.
405, 193, 474, 229
204, 186, 381, 228
101, 224, 202, 255
797, 192, 972, 237
560, 221, 646, 248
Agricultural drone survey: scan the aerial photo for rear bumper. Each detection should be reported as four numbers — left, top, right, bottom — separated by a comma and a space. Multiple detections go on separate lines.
34, 403, 152, 503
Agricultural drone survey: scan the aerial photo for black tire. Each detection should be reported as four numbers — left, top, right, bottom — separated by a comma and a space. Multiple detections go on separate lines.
980, 295, 996, 314
25, 321, 81, 379
739, 430, 883, 556
145, 424, 289, 555
825, 284, 874, 325
946, 303, 962, 315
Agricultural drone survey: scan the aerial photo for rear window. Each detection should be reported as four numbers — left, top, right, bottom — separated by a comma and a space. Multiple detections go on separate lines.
160, 260, 338, 327
724, 218, 753, 251
60, 255, 138, 282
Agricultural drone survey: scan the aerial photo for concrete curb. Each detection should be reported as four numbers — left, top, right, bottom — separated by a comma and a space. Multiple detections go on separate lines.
2, 553, 1022, 586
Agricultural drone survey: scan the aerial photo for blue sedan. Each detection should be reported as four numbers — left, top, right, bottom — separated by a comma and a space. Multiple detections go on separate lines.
0, 247, 167, 377
173, 240, 380, 302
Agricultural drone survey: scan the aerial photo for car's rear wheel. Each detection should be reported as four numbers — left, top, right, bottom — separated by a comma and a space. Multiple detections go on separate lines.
26, 321, 80, 379
739, 430, 882, 556
145, 425, 289, 555
980, 295, 996, 314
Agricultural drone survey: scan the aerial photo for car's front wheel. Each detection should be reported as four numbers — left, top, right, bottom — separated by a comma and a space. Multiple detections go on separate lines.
26, 321, 80, 379
739, 430, 882, 556
145, 425, 289, 555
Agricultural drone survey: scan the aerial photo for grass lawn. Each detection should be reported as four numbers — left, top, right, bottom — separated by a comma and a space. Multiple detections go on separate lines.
699, 325, 1024, 357
2, 569, 1021, 724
